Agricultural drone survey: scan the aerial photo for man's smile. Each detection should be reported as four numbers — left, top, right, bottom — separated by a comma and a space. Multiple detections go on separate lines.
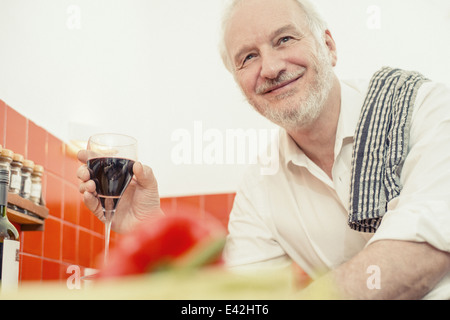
256, 69, 306, 96
263, 75, 302, 94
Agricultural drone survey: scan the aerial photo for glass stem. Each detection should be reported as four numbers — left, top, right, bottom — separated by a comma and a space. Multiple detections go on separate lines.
103, 209, 115, 265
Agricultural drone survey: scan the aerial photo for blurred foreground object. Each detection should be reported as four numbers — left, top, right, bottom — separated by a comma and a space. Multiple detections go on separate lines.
2, 215, 344, 299
99, 214, 227, 279
3, 266, 343, 300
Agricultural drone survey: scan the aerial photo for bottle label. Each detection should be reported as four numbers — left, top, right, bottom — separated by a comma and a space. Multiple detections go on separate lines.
1, 239, 20, 293
10, 174, 21, 192
21, 178, 31, 198
31, 183, 42, 200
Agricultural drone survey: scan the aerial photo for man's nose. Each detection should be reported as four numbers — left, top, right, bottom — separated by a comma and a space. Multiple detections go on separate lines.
260, 49, 286, 80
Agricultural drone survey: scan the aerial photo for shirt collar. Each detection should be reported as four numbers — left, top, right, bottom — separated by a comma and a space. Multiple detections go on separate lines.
280, 79, 368, 167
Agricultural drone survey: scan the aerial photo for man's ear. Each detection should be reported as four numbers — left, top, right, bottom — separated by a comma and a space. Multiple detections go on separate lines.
324, 29, 337, 67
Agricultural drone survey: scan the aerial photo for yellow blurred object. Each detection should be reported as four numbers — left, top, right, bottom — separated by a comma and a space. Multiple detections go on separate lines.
1, 265, 344, 300
2, 267, 293, 300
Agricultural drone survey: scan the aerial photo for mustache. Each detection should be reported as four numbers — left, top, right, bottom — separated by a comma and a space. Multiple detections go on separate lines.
255, 69, 305, 95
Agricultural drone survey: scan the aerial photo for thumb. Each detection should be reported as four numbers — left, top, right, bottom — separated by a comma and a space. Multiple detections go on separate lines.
133, 162, 158, 189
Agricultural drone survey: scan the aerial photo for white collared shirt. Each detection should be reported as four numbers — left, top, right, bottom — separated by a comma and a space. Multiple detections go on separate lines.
224, 79, 450, 299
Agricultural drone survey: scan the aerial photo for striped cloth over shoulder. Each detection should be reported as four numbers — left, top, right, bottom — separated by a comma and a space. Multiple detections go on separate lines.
348, 67, 429, 233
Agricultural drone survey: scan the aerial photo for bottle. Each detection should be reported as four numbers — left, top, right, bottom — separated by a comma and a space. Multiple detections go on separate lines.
20, 159, 34, 200
0, 148, 20, 292
30, 164, 43, 205
9, 153, 23, 195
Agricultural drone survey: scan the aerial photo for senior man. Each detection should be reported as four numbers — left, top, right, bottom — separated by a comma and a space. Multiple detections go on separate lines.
78, 0, 450, 299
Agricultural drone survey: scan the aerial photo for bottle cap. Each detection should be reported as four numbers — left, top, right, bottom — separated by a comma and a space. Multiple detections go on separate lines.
23, 159, 35, 169
1, 148, 14, 160
33, 164, 44, 174
13, 153, 24, 163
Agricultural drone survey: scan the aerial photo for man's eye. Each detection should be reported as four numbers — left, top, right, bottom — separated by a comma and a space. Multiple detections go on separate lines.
243, 53, 256, 64
278, 36, 293, 44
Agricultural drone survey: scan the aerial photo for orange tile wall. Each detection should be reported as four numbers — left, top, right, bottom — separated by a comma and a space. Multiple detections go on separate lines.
0, 99, 235, 284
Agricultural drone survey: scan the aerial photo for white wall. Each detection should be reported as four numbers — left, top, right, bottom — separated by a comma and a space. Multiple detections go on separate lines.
1, 0, 449, 197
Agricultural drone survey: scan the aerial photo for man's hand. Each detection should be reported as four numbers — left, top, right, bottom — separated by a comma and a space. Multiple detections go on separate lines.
77, 150, 164, 233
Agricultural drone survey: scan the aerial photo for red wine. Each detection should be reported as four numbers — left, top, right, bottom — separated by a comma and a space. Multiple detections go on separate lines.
87, 157, 135, 210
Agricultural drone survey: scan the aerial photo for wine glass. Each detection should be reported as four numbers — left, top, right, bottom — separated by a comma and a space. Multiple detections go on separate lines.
86, 133, 137, 264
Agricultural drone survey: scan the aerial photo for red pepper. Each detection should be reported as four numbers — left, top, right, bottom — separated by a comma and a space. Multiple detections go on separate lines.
99, 214, 226, 279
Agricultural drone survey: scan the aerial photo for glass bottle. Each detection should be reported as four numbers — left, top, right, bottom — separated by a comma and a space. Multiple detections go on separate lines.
20, 159, 34, 200
9, 153, 23, 195
0, 148, 20, 292
30, 164, 43, 205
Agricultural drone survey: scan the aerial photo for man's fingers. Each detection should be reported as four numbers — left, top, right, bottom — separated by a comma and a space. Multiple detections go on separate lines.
83, 191, 103, 220
77, 161, 95, 194
77, 164, 90, 182
77, 150, 88, 164
77, 149, 104, 221
79, 180, 96, 194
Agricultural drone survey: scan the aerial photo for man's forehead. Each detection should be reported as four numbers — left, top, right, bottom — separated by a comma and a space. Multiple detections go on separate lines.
225, 0, 308, 50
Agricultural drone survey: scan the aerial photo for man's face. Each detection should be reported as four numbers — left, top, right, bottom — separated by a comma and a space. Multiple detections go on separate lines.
224, 0, 336, 130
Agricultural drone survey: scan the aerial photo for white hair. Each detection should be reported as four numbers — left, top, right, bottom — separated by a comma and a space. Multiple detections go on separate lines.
219, 0, 328, 73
